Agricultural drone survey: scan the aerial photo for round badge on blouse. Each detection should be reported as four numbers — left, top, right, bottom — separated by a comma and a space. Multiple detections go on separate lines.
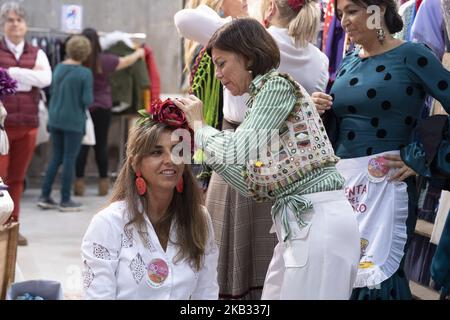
367, 156, 390, 183
146, 258, 169, 288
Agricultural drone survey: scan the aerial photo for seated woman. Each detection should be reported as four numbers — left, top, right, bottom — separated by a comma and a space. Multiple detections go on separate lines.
175, 18, 360, 300
81, 101, 219, 299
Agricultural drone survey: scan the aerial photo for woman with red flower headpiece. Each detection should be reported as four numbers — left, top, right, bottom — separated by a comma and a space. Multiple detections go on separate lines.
81, 107, 219, 299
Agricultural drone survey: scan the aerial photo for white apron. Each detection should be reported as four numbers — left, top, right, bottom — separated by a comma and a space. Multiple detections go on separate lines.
336, 151, 409, 288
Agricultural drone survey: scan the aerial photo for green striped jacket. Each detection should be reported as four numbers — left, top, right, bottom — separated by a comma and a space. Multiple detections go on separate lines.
195, 70, 345, 241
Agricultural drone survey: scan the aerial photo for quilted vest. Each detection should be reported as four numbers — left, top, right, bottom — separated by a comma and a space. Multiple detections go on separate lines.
244, 72, 340, 200
0, 39, 40, 128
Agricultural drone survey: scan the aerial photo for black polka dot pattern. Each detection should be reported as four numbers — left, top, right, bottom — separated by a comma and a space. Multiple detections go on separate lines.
350, 78, 359, 86
438, 80, 448, 90
376, 65, 386, 72
371, 118, 379, 127
376, 129, 387, 138
348, 105, 357, 113
367, 89, 377, 99
446, 153, 450, 163
384, 73, 392, 81
339, 69, 346, 77
405, 116, 413, 125
348, 131, 356, 140
390, 289, 397, 299
366, 147, 373, 155
417, 57, 428, 67
381, 101, 391, 110
406, 86, 414, 95
420, 91, 426, 99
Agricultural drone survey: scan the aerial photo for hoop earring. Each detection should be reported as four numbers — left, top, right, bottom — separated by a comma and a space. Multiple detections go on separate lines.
377, 28, 386, 44
135, 170, 147, 196
176, 176, 184, 194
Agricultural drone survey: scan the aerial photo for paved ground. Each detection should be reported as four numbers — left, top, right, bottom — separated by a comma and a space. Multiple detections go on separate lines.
15, 186, 109, 299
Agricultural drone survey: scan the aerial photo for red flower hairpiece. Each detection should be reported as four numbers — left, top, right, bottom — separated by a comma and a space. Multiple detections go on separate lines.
149, 98, 188, 129
288, 0, 305, 12
138, 98, 194, 153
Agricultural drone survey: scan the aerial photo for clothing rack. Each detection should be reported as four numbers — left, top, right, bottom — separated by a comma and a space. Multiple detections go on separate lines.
27, 27, 147, 39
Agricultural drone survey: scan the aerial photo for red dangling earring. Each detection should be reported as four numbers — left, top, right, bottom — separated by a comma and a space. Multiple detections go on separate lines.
263, 18, 270, 28
176, 176, 184, 194
135, 170, 147, 196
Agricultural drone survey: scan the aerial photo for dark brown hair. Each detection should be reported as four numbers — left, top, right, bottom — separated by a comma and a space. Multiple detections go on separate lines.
206, 17, 280, 77
82, 28, 103, 75
110, 120, 208, 271
335, 0, 403, 34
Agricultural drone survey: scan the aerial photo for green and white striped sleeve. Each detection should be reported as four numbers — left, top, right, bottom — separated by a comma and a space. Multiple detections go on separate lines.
195, 76, 296, 197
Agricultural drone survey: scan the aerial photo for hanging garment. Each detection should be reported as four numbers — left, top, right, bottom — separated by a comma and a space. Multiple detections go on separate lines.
432, 191, 450, 245
411, 0, 445, 59
322, 0, 334, 52
324, 14, 345, 92
143, 45, 161, 104
106, 41, 150, 113
396, 0, 416, 40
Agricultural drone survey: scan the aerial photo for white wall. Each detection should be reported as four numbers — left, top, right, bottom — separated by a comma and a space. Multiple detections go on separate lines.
0, 0, 184, 93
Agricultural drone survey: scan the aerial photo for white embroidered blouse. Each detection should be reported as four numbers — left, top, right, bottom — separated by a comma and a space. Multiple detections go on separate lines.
81, 201, 219, 300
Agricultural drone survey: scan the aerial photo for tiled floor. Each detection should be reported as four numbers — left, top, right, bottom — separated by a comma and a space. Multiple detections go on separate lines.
15, 186, 108, 299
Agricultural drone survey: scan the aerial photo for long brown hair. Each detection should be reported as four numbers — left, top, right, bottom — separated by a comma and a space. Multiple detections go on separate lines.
110, 120, 208, 271
81, 28, 103, 75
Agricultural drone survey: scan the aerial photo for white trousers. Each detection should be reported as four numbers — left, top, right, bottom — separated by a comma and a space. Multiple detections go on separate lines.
261, 190, 360, 300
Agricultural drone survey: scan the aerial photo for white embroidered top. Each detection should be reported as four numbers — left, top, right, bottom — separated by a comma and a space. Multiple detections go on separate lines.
81, 201, 219, 300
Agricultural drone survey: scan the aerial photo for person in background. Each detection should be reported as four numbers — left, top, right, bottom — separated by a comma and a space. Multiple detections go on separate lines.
74, 28, 145, 197
37, 36, 93, 212
175, 18, 360, 299
81, 108, 219, 299
312, 0, 450, 299
0, 1, 52, 246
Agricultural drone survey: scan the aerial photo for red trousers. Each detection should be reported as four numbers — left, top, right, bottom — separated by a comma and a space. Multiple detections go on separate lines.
0, 126, 38, 221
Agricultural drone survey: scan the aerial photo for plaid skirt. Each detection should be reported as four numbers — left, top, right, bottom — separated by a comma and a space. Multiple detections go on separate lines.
206, 172, 277, 299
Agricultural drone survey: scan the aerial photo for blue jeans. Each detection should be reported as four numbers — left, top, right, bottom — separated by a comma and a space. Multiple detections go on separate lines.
41, 128, 83, 203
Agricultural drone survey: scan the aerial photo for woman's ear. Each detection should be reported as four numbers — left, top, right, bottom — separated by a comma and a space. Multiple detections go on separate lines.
267, 0, 277, 19
130, 156, 138, 174
246, 58, 254, 72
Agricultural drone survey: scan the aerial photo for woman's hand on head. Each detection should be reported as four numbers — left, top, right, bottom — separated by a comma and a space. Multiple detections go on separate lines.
383, 154, 417, 182
172, 95, 206, 131
311, 92, 333, 115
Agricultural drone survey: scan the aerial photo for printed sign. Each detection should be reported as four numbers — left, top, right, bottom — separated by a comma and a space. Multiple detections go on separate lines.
61, 5, 83, 32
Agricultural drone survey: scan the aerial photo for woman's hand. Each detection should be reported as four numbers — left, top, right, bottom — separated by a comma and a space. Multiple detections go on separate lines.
172, 95, 206, 131
383, 154, 416, 182
311, 92, 333, 115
